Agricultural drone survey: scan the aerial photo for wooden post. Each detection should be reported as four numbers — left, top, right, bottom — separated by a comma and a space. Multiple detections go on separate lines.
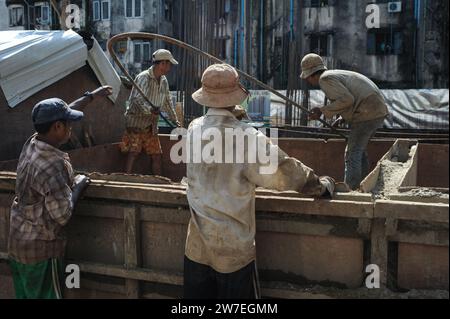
124, 206, 140, 299
370, 218, 388, 287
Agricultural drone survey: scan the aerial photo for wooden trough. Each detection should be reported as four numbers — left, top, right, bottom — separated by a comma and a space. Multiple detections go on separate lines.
0, 138, 448, 299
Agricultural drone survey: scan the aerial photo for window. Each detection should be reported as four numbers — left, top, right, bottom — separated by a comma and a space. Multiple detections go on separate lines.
93, 1, 100, 21
126, 0, 132, 17
35, 2, 50, 25
9, 6, 24, 27
224, 0, 231, 13
309, 33, 330, 56
143, 43, 150, 61
125, 0, 142, 18
310, 0, 329, 7
164, 1, 172, 22
93, 0, 110, 21
135, 0, 141, 17
134, 42, 151, 63
101, 1, 110, 20
214, 17, 227, 39
367, 29, 404, 55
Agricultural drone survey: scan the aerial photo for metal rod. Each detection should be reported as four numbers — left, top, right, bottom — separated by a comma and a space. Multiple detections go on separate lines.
106, 38, 175, 128
107, 32, 348, 139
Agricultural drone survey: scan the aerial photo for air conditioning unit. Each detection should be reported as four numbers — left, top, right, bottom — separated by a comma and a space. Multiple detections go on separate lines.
388, 2, 402, 13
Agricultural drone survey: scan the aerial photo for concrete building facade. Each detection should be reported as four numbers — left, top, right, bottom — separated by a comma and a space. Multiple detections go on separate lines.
89, 0, 175, 75
184, 0, 448, 89
3, 1, 448, 89
4, 0, 65, 30
299, 0, 448, 89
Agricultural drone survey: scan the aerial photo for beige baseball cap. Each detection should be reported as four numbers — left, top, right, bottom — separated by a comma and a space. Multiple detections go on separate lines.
152, 49, 179, 65
192, 64, 249, 108
300, 53, 327, 79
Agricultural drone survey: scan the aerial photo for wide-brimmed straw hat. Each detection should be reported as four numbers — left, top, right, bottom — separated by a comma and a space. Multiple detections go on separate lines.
192, 64, 249, 108
300, 53, 328, 79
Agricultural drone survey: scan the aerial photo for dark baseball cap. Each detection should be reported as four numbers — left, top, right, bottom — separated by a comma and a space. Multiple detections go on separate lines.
32, 98, 84, 125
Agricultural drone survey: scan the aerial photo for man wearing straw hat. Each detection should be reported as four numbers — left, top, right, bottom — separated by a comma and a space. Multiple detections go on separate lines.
183, 63, 335, 299
120, 49, 180, 175
300, 53, 389, 190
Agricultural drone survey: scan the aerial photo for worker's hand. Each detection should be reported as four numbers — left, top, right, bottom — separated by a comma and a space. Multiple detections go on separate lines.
73, 174, 91, 191
71, 175, 91, 207
332, 116, 345, 128
92, 86, 113, 99
175, 120, 182, 128
319, 176, 336, 199
309, 107, 323, 121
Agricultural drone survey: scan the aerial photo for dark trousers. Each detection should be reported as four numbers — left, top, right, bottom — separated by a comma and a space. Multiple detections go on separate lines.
184, 256, 260, 299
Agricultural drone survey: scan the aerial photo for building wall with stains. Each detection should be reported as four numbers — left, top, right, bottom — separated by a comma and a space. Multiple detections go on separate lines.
301, 1, 417, 88
5, 0, 63, 30
91, 0, 175, 77
177, 0, 447, 89
300, 0, 447, 88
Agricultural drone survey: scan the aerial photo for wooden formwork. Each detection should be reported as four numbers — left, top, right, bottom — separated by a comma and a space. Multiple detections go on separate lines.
0, 138, 448, 298
0, 170, 448, 299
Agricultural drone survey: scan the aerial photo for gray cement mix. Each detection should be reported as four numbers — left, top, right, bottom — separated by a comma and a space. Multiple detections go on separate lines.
364, 143, 448, 200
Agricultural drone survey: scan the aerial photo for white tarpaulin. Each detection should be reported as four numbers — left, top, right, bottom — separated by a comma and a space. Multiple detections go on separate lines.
382, 89, 449, 130
0, 30, 120, 108
245, 89, 449, 130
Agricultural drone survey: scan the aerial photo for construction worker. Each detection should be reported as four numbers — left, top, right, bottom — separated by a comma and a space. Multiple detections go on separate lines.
8, 86, 113, 299
120, 49, 181, 175
183, 64, 335, 299
300, 53, 390, 190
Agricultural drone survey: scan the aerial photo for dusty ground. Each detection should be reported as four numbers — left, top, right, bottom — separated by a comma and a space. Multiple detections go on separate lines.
265, 282, 449, 299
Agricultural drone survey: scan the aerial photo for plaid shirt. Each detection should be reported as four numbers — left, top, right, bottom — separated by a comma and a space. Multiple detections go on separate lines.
8, 134, 74, 264
124, 66, 178, 134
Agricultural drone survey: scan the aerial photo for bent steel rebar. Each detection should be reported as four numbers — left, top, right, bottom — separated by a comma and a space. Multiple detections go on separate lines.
107, 32, 347, 139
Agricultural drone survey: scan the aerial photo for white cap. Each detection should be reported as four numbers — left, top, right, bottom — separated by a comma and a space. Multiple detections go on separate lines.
152, 49, 179, 65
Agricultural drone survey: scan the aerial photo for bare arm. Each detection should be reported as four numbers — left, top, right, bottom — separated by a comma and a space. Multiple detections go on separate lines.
162, 92, 181, 127
69, 86, 113, 111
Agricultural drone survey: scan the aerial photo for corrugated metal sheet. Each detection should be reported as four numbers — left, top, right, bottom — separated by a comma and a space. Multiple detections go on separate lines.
0, 30, 121, 108
87, 39, 121, 102
0, 30, 87, 108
